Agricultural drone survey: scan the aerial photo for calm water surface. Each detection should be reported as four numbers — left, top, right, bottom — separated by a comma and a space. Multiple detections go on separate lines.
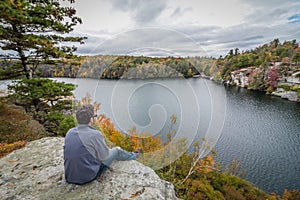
216, 85, 300, 193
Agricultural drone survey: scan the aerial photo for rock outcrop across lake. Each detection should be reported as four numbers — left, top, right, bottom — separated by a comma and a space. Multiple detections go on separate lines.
271, 89, 299, 101
0, 137, 179, 200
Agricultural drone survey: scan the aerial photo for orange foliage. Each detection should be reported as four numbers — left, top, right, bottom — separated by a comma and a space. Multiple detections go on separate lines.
132, 132, 163, 153
78, 93, 101, 114
95, 115, 135, 151
0, 101, 45, 144
197, 155, 215, 173
0, 141, 27, 158
95, 115, 163, 153
270, 189, 300, 200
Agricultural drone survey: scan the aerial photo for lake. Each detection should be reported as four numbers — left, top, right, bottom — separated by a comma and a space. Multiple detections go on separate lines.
4, 77, 300, 193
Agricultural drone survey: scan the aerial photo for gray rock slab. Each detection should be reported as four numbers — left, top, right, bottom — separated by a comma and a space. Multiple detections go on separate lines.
0, 137, 179, 200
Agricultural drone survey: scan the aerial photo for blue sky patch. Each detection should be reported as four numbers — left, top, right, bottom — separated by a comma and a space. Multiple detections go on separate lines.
288, 14, 300, 24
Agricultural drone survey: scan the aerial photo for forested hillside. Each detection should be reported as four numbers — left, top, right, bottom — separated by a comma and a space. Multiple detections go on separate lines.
2, 39, 299, 90
191, 39, 300, 96
35, 55, 201, 79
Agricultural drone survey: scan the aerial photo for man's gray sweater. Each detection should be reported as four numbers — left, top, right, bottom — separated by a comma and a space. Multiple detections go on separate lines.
64, 124, 110, 184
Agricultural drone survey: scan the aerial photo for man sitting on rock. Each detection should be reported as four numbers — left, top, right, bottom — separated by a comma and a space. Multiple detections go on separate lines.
64, 104, 142, 185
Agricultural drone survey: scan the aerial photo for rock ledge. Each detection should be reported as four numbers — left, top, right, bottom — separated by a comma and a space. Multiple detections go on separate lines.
0, 137, 179, 200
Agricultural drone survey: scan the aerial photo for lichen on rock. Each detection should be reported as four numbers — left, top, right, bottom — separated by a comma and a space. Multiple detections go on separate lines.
0, 137, 179, 200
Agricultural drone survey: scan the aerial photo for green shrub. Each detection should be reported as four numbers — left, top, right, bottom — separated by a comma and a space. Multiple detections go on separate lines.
290, 85, 300, 92
278, 84, 291, 91
8, 78, 75, 135
57, 114, 76, 137
266, 86, 275, 93
186, 179, 225, 200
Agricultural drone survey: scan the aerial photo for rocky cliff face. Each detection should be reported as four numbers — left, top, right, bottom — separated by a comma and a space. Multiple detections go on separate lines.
0, 137, 179, 200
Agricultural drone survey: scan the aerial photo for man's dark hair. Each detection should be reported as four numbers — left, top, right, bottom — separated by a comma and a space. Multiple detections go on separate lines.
76, 105, 94, 124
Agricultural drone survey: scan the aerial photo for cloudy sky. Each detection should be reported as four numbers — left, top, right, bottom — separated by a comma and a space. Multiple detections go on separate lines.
71, 0, 300, 57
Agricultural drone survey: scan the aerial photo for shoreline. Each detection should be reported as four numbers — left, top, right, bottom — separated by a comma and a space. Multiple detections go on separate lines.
1, 75, 299, 103
200, 74, 300, 103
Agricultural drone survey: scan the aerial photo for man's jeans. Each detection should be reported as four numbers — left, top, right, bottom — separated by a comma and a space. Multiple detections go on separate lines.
96, 147, 136, 177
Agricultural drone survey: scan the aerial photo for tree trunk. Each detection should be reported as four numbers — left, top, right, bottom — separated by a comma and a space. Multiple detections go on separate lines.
18, 48, 32, 79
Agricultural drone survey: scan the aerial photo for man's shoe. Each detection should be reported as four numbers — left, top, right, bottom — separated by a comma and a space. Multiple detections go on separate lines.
134, 148, 143, 159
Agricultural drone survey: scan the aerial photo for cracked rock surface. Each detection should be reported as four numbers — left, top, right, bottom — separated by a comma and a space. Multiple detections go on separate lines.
0, 137, 179, 200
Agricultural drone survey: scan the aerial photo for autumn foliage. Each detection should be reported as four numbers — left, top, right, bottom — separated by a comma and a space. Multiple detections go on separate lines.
270, 189, 300, 200
95, 106, 163, 153
0, 141, 26, 158
0, 98, 46, 158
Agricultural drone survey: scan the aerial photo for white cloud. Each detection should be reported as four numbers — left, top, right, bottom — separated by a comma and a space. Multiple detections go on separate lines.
72, 0, 300, 57
243, 1, 300, 26
73, 0, 133, 32
159, 0, 252, 27
110, 0, 168, 25
77, 28, 206, 56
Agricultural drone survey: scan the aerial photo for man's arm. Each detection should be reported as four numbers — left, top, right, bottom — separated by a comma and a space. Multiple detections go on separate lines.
90, 133, 110, 162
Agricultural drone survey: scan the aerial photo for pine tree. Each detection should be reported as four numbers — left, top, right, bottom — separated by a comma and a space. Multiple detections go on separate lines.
0, 0, 86, 79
